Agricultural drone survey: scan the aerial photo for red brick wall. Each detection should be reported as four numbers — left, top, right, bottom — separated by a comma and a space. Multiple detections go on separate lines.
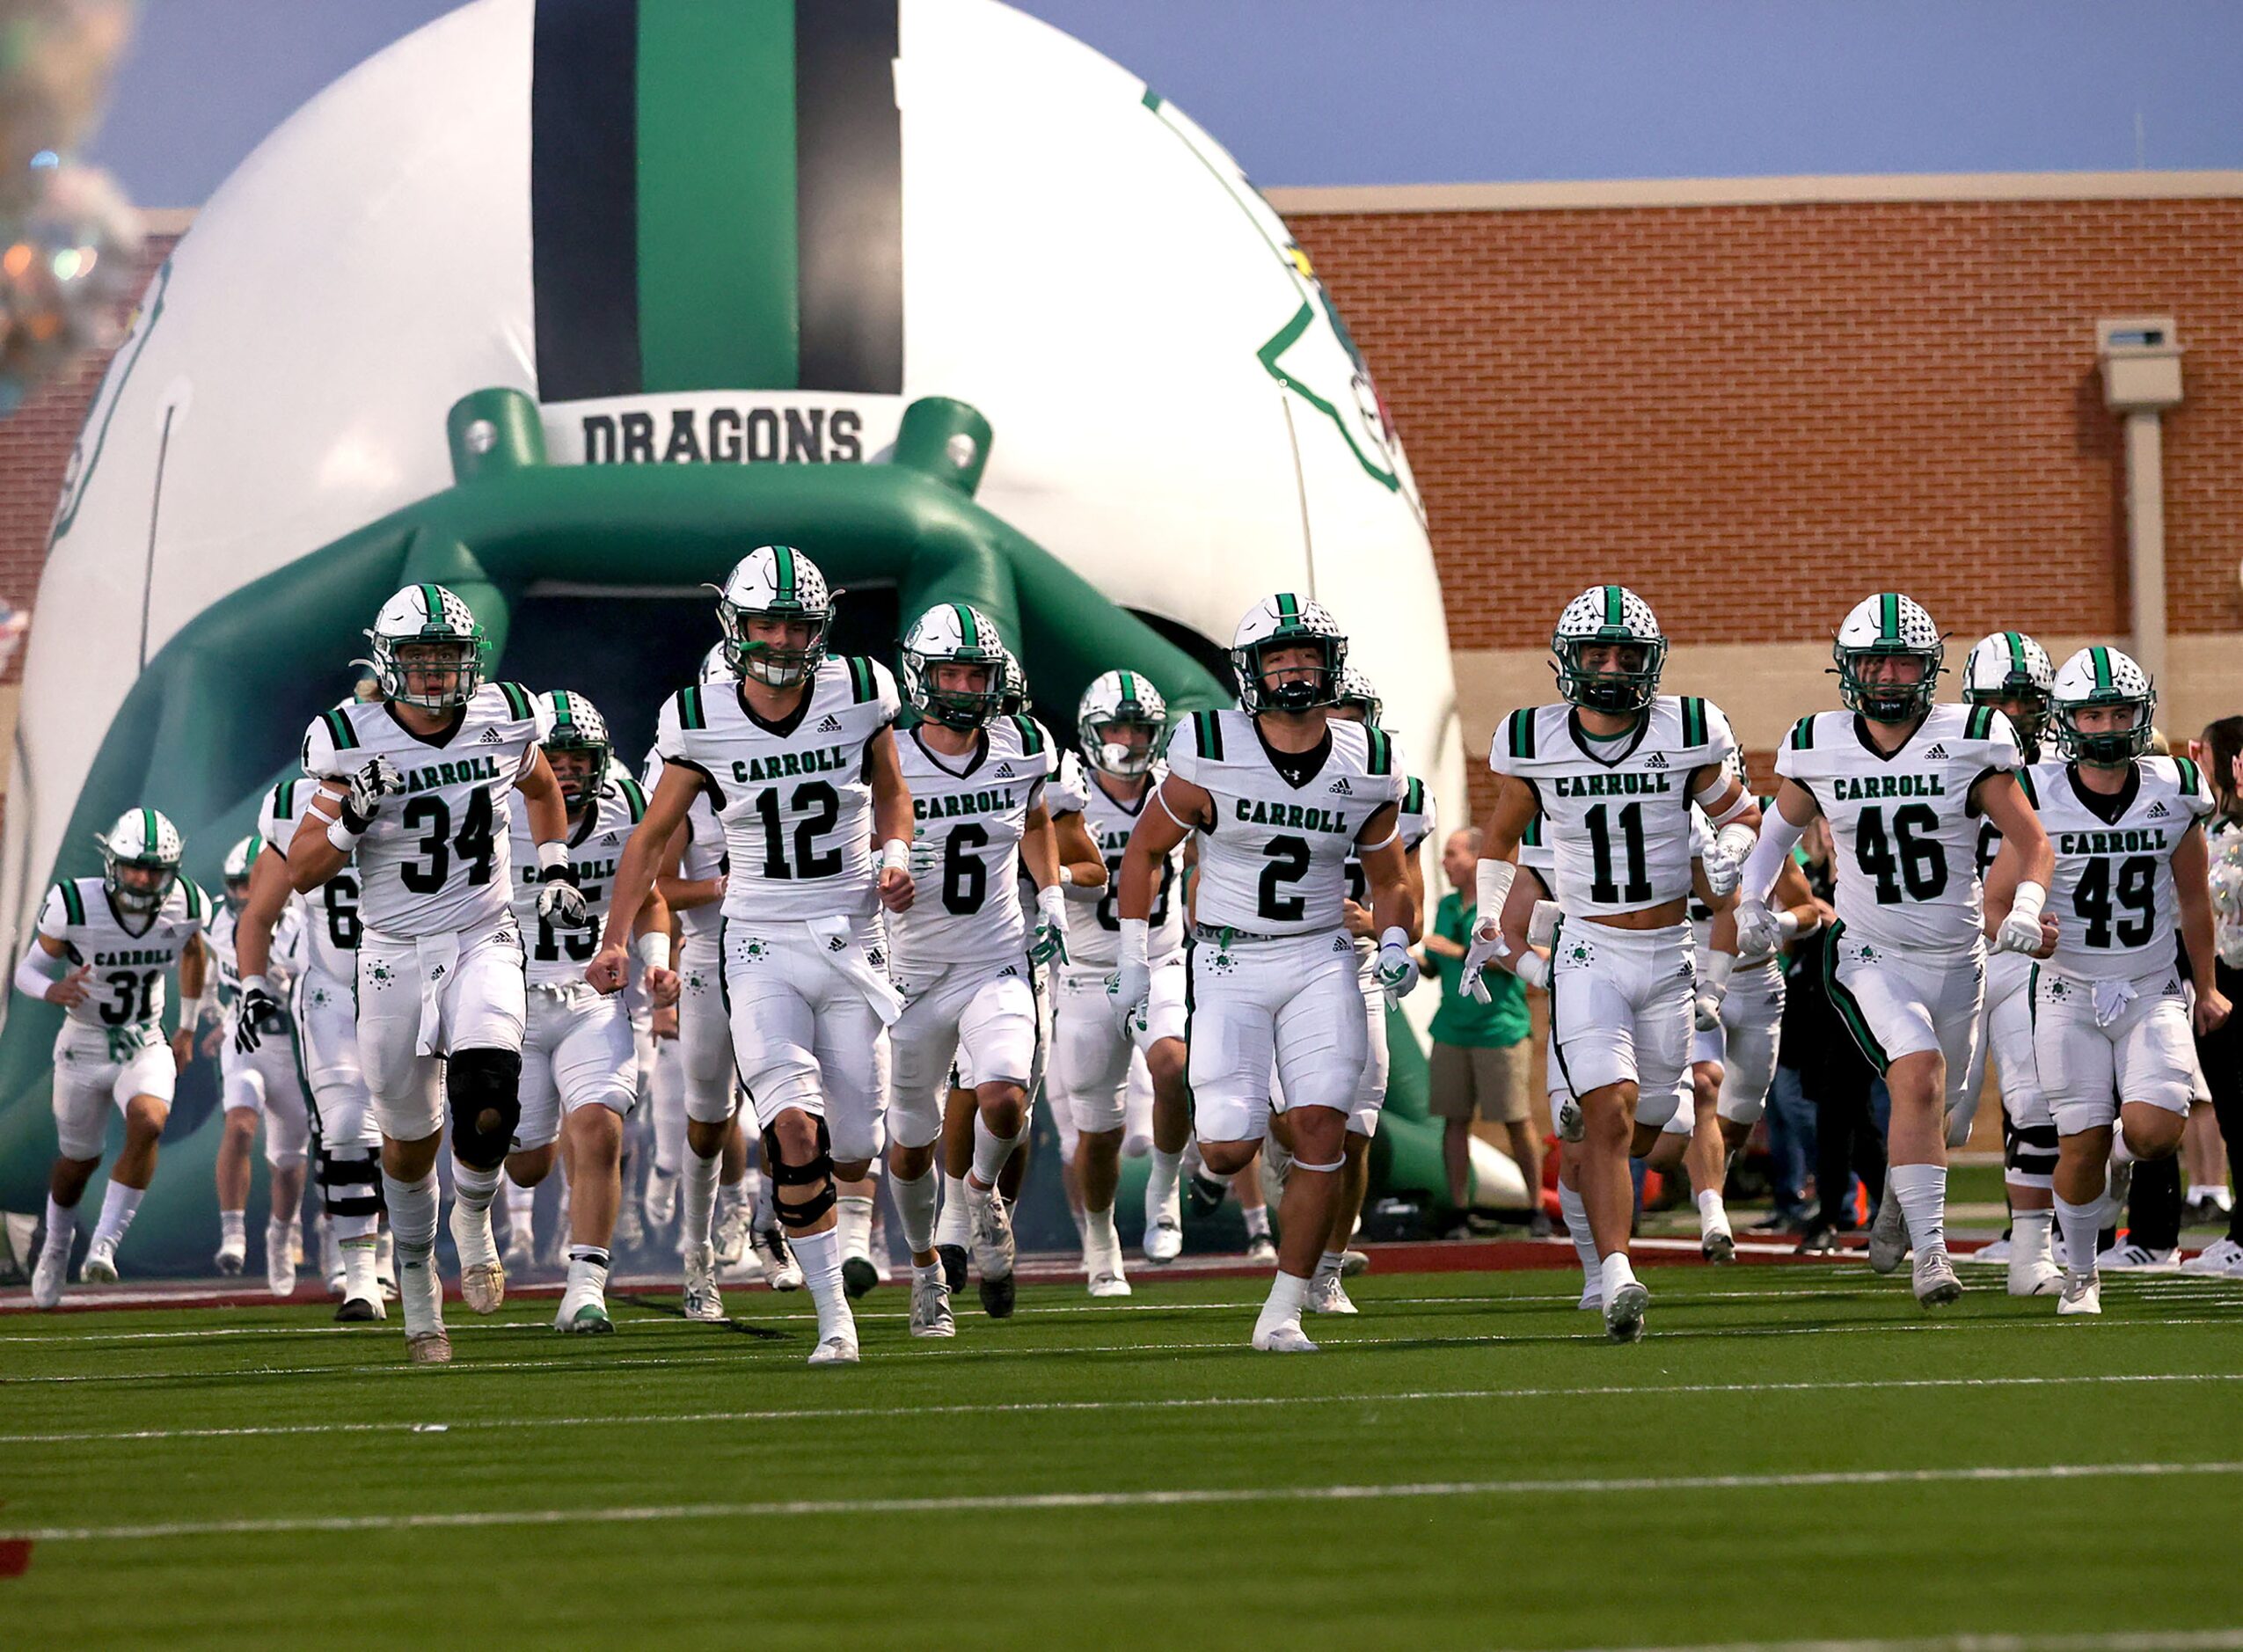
1290, 197, 2243, 649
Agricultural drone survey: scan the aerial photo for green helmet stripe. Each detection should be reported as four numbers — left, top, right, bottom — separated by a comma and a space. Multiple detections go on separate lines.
1604, 585, 1622, 626
1879, 593, 1899, 640
1275, 592, 1298, 621
1117, 670, 1136, 704
552, 690, 574, 728
140, 807, 157, 853
950, 602, 978, 652
420, 583, 443, 629
2005, 632, 2025, 671
773, 545, 797, 604
2092, 647, 2113, 691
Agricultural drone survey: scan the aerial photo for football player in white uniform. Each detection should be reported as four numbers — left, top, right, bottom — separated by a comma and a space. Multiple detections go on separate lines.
1736, 593, 2053, 1308
1051, 669, 1191, 1277
1314, 668, 1435, 1313
1957, 631, 2063, 1293
886, 603, 1088, 1332
287, 584, 582, 1363
18, 808, 209, 1306
1116, 595, 1419, 1352
205, 834, 312, 1296
500, 691, 679, 1332
1465, 586, 1757, 1341
592, 546, 915, 1367
2025, 648, 2227, 1314
236, 764, 389, 1318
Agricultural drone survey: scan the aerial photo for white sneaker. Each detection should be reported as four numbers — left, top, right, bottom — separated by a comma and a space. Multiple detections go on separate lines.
968, 1181, 1017, 1319
336, 1239, 387, 1322
31, 1239, 68, 1308
752, 1226, 802, 1290
266, 1221, 297, 1299
2097, 1240, 2180, 1272
807, 1333, 860, 1367
2181, 1236, 2243, 1278
1252, 1321, 1319, 1353
214, 1235, 245, 1276
81, 1239, 119, 1283
396, 1242, 448, 1362
1701, 1224, 1735, 1264
1868, 1193, 1910, 1275
717, 1240, 768, 1285
1087, 1264, 1132, 1299
910, 1268, 955, 1338
2006, 1256, 2063, 1297
714, 1197, 751, 1270
2057, 1271, 2102, 1316
1576, 1285, 1604, 1313
1604, 1280, 1649, 1342
1308, 1273, 1357, 1315
1143, 1217, 1183, 1263
1245, 1232, 1277, 1264
450, 1201, 506, 1314
555, 1277, 613, 1334
681, 1242, 726, 1323
1912, 1248, 1963, 1307
1969, 1236, 2014, 1266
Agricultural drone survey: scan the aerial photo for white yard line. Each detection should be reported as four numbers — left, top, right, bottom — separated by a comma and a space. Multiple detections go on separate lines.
7, 1459, 2239, 1545
1516, 1632, 2243, 1652
6, 1371, 2242, 1446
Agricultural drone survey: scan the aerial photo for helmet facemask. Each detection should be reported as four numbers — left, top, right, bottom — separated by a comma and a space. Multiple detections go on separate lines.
374, 634, 483, 712
542, 732, 610, 814
103, 848, 178, 920
1553, 635, 1665, 715
1233, 632, 1344, 715
719, 599, 830, 689
2056, 694, 2155, 765
906, 653, 1005, 731
1836, 640, 1942, 724
1083, 713, 1165, 777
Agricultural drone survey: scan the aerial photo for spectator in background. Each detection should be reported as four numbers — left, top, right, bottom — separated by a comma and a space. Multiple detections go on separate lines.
1786, 815, 1885, 1255
2183, 716, 2243, 1277
1421, 827, 1545, 1238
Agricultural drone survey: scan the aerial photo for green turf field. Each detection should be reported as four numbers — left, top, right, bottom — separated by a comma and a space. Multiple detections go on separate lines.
5, 1264, 2243, 1651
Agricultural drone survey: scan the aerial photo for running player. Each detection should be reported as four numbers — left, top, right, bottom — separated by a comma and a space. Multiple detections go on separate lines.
591, 545, 915, 1367
1464, 585, 1757, 1341
19, 808, 209, 1306
2026, 648, 2226, 1314
1114, 595, 1419, 1351
1736, 593, 2053, 1308
287, 584, 581, 1363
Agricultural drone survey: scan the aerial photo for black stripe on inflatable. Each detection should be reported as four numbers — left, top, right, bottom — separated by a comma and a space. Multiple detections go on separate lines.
793, 0, 904, 393
531, 0, 642, 402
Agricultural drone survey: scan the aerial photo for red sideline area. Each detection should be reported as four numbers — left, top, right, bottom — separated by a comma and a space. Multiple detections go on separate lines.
0, 1233, 2027, 1316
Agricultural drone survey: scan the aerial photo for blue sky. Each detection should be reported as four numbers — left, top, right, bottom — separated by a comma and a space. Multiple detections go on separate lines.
84, 0, 2243, 207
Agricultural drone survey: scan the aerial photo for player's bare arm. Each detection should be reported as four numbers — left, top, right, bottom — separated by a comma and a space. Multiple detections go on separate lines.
230, 836, 294, 983
654, 821, 722, 913
588, 759, 705, 993
1054, 808, 1107, 891
1976, 770, 2057, 951
172, 932, 208, 1071
2175, 821, 2231, 1034
866, 726, 916, 914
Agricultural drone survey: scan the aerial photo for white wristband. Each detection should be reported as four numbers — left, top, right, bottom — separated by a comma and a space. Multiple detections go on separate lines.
1776, 910, 1803, 942
1119, 916, 1150, 968
241, 973, 269, 998
1379, 925, 1410, 953
1058, 865, 1073, 887
326, 815, 365, 853
1474, 858, 1516, 935
2010, 880, 2048, 923
537, 840, 569, 875
635, 932, 671, 972
1706, 951, 1735, 990
1514, 950, 1551, 990
880, 838, 910, 874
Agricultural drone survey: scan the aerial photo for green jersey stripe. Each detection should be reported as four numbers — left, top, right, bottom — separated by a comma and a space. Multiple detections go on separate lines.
2178, 757, 2203, 798
323, 707, 359, 752
498, 682, 534, 720
1403, 777, 1423, 814
2017, 767, 2039, 808
618, 777, 648, 822
847, 654, 873, 704
1365, 727, 1392, 775
1013, 715, 1045, 755
1195, 710, 1224, 762
1966, 704, 1991, 742
58, 879, 84, 928
676, 685, 705, 732
1789, 715, 1815, 750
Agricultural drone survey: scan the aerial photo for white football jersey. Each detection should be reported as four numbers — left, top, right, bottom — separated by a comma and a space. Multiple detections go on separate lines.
1075, 763, 1186, 968
1489, 696, 1737, 920
640, 750, 727, 942
1778, 702, 2022, 954
1163, 709, 1405, 937
2028, 754, 2212, 981
258, 772, 360, 979
36, 874, 208, 1034
207, 902, 306, 1028
894, 715, 1055, 968
298, 683, 543, 939
1346, 773, 1436, 909
654, 655, 900, 924
510, 776, 648, 987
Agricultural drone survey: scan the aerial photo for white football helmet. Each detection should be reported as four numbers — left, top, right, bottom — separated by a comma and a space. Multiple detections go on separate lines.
900, 603, 1007, 730
997, 645, 1027, 717
1077, 669, 1170, 778
97, 806, 183, 919
1333, 664, 1383, 725
698, 641, 732, 684
1231, 594, 1346, 714
1962, 631, 2055, 755
1833, 592, 1943, 723
365, 582, 485, 710
1551, 585, 1666, 713
535, 690, 612, 812
712, 545, 833, 687
221, 833, 259, 913
2050, 646, 2157, 764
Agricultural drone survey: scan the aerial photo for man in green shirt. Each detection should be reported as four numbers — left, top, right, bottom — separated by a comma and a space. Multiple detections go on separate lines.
1421, 828, 1542, 1235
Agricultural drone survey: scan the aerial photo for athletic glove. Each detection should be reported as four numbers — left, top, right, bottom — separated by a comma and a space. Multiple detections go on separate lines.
537, 866, 589, 930
340, 755, 405, 831
1108, 917, 1151, 1029
233, 976, 281, 1055
1461, 919, 1509, 1005
1373, 927, 1419, 1005
1734, 899, 1782, 961
1028, 884, 1070, 968
1993, 880, 2050, 957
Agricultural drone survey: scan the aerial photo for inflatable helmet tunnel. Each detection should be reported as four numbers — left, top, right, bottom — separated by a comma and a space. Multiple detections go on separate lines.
0, 0, 1478, 1267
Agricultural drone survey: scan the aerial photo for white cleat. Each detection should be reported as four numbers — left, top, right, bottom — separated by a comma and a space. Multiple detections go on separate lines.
1912, 1248, 1964, 1308
1867, 1193, 1910, 1276
1245, 1233, 1277, 1265
396, 1242, 448, 1363
2181, 1237, 2243, 1278
2096, 1240, 2179, 1273
1701, 1225, 1736, 1265
405, 1330, 453, 1364
1340, 1249, 1370, 1277
714, 1198, 751, 1271
501, 1232, 535, 1278
1308, 1274, 1357, 1315
450, 1201, 506, 1314
717, 1241, 768, 1285
1576, 1287, 1604, 1314
31, 1240, 68, 1309
214, 1238, 245, 1276
1967, 1236, 2014, 1267
1142, 1217, 1183, 1264
752, 1226, 803, 1290
1604, 1280, 1650, 1342
1253, 1321, 1319, 1353
1087, 1265, 1132, 1299
555, 1283, 613, 1335
681, 1242, 726, 1323
807, 1333, 860, 1367
2006, 1257, 2064, 1297
2057, 1271, 2102, 1316
910, 1269, 956, 1338
81, 1240, 119, 1283
642, 1166, 679, 1230
266, 1222, 297, 1299
335, 1239, 387, 1321
968, 1182, 1018, 1319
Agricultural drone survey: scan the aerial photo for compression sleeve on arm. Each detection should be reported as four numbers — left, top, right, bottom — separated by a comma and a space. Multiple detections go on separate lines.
1474, 858, 1516, 934
1737, 810, 1805, 905
14, 940, 62, 1002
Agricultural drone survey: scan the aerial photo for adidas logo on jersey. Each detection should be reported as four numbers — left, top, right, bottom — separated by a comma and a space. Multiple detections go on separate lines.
1329, 778, 1354, 794
817, 713, 843, 734
2146, 800, 2171, 819
602, 832, 617, 844
480, 727, 504, 744
1925, 742, 1947, 759
1644, 751, 1667, 770
995, 762, 1016, 778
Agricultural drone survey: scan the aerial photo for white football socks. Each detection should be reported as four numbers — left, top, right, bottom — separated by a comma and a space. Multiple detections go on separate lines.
2056, 1194, 2104, 1281
970, 1113, 1019, 1189
2013, 1209, 2056, 1274
381, 1171, 442, 1335
892, 1166, 939, 1256
452, 1159, 501, 1215
1146, 1145, 1183, 1225
42, 1194, 74, 1259
1243, 1203, 1272, 1240
219, 1210, 246, 1249
785, 1225, 855, 1343
1084, 1203, 1120, 1268
1558, 1181, 1598, 1282
90, 1181, 144, 1253
1254, 1269, 1310, 1341
1886, 1162, 1948, 1256
1313, 1247, 1345, 1285
1696, 1188, 1730, 1238
504, 1177, 535, 1246
680, 1150, 722, 1252
1600, 1250, 1639, 1298
935, 1173, 972, 1249
836, 1193, 874, 1263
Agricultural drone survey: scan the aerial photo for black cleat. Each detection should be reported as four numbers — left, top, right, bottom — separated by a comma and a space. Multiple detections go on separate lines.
842, 1255, 879, 1299
978, 1271, 1016, 1319
1184, 1170, 1228, 1220
937, 1243, 968, 1292
334, 1296, 383, 1323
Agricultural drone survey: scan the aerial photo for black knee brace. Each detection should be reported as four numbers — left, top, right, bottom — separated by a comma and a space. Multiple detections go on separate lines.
761, 1117, 836, 1230
317, 1143, 384, 1220
2006, 1120, 2059, 1179
447, 1047, 523, 1170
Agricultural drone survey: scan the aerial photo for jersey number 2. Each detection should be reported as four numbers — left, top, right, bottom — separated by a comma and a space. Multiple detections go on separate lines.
1257, 835, 1311, 922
